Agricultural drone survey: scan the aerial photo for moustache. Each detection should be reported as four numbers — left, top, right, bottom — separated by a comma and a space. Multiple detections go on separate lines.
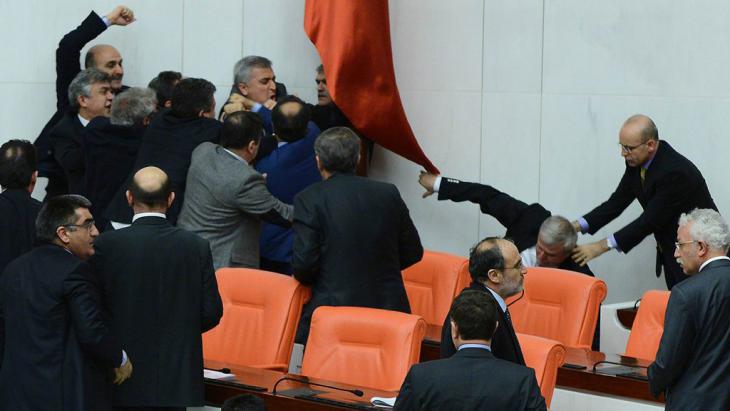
110, 74, 123, 81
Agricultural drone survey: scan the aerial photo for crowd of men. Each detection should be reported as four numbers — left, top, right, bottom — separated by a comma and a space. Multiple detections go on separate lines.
0, 4, 729, 411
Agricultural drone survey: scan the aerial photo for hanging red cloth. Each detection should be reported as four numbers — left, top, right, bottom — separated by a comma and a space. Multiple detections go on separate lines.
304, 0, 439, 173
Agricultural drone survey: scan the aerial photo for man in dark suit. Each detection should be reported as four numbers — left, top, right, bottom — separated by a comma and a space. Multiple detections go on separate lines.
292, 127, 423, 344
49, 68, 114, 195
0, 140, 42, 274
395, 290, 546, 411
256, 95, 321, 274
441, 237, 526, 364
105, 78, 221, 226
648, 208, 730, 410
91, 167, 223, 410
35, 5, 135, 199
84, 87, 156, 231
0, 195, 131, 410
572, 114, 717, 289
418, 174, 593, 276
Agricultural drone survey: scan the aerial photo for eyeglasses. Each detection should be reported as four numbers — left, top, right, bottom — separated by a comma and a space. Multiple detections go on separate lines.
315, 79, 327, 86
674, 240, 698, 249
63, 220, 96, 231
501, 261, 525, 272
618, 141, 648, 153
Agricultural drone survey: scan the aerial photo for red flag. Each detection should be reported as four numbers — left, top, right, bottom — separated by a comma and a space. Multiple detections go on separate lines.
304, 0, 439, 174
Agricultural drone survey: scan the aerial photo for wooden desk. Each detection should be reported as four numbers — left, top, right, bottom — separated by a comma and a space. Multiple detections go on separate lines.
204, 360, 397, 410
558, 348, 664, 404
418, 326, 664, 404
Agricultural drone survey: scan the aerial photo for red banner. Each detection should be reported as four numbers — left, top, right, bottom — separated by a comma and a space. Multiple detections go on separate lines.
304, 0, 439, 174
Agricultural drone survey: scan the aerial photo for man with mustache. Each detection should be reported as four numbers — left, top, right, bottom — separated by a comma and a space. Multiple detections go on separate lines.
35, 5, 135, 199
571, 114, 717, 289
49, 68, 114, 195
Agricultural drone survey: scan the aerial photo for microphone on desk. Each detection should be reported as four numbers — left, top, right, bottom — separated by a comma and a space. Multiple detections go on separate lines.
272, 376, 364, 397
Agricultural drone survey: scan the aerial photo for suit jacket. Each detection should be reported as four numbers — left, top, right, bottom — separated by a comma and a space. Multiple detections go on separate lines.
648, 258, 730, 411
91, 216, 223, 407
582, 141, 716, 288
394, 347, 546, 411
440, 283, 525, 365
178, 143, 293, 270
83, 117, 145, 230
292, 173, 423, 343
255, 122, 321, 264
49, 110, 88, 195
0, 189, 41, 274
0, 244, 122, 411
309, 102, 352, 132
104, 112, 221, 225
35, 11, 109, 199
439, 178, 594, 275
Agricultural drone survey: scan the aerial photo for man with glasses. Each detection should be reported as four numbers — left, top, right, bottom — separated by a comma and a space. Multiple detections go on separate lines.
0, 195, 131, 410
441, 237, 527, 365
648, 209, 730, 410
571, 114, 716, 289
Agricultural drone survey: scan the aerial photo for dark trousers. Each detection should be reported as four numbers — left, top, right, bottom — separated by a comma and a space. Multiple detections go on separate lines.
114, 407, 185, 411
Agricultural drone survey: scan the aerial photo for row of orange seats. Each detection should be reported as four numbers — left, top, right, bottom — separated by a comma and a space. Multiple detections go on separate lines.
202, 250, 671, 408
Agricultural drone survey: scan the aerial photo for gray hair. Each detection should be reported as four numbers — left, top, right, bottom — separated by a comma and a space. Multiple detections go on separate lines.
68, 68, 110, 111
110, 87, 157, 126
314, 127, 361, 174
678, 208, 730, 252
538, 215, 577, 250
233, 55, 272, 84
316, 64, 324, 75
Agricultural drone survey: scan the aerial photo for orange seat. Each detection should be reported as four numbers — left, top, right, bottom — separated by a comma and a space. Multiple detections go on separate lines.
517, 333, 566, 408
203, 268, 310, 372
301, 306, 427, 391
507, 267, 607, 349
624, 290, 670, 361
402, 250, 468, 326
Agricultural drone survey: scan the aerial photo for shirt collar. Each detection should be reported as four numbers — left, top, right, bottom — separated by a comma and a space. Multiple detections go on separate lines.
223, 148, 248, 164
699, 256, 730, 272
132, 212, 166, 222
481, 283, 507, 313
78, 114, 90, 127
457, 343, 491, 352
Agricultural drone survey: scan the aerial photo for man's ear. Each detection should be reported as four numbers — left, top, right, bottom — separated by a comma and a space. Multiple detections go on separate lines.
125, 190, 133, 207
77, 95, 88, 109
167, 191, 175, 209
236, 82, 248, 96
450, 320, 459, 344
486, 268, 501, 284
247, 139, 259, 154
56, 226, 71, 244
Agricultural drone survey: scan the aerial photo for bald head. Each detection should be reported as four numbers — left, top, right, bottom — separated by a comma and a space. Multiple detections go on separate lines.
622, 114, 658, 143
86, 44, 124, 90
619, 114, 659, 167
126, 167, 173, 212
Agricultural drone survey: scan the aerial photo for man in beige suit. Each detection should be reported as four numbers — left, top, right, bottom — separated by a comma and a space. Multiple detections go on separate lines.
178, 111, 293, 269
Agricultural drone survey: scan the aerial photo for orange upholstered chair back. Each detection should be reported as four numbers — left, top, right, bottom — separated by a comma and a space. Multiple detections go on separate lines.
507, 267, 607, 349
625, 290, 670, 361
203, 268, 310, 371
301, 306, 427, 391
517, 333, 566, 408
402, 250, 468, 326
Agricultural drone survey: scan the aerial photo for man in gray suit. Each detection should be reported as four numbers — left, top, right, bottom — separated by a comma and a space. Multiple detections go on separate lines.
178, 111, 293, 270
